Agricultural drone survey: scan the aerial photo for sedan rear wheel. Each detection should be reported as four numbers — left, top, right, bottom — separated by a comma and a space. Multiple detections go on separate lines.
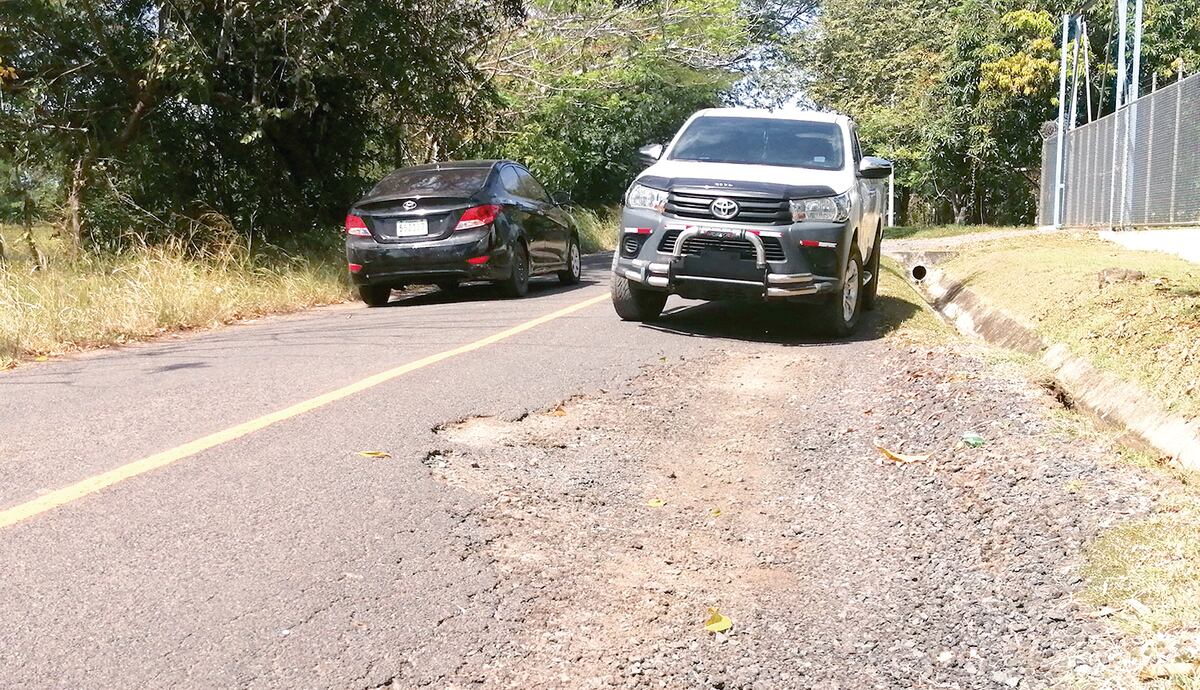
499, 241, 530, 298
558, 236, 582, 285
358, 284, 392, 307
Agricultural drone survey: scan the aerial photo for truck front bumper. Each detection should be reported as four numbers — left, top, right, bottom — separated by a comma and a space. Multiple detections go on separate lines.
613, 215, 847, 302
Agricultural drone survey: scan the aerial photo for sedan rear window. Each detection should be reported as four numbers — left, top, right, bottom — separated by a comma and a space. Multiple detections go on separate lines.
668, 117, 846, 171
369, 167, 491, 198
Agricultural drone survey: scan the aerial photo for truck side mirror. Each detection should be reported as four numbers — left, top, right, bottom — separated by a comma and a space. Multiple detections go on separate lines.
638, 143, 665, 164
858, 156, 893, 179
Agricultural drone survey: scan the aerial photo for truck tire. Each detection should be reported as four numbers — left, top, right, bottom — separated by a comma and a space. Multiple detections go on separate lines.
823, 247, 862, 337
611, 274, 667, 321
861, 231, 882, 312
358, 284, 392, 307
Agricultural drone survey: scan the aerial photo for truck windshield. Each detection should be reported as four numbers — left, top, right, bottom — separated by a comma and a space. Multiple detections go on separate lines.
668, 117, 845, 171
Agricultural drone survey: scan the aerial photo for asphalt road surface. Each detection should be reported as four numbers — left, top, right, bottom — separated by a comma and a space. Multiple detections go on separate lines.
0, 255, 1148, 688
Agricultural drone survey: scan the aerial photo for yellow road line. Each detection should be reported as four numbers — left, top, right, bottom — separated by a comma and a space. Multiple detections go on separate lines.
0, 292, 609, 530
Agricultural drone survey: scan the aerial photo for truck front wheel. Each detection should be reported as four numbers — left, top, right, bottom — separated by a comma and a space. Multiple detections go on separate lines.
822, 248, 862, 337
611, 275, 667, 321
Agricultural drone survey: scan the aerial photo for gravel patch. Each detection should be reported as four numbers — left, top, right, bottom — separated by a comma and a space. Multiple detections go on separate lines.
426, 335, 1160, 689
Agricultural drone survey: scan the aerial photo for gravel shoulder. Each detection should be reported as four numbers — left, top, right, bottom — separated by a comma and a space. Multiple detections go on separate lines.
421, 303, 1169, 689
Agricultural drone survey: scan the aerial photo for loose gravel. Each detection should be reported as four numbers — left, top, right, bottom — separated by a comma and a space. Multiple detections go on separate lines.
425, 333, 1162, 689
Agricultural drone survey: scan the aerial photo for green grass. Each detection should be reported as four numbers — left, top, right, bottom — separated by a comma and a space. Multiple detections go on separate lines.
567, 205, 619, 253
884, 224, 1027, 241
1082, 505, 1200, 638
0, 223, 350, 368
874, 256, 953, 340
942, 233, 1200, 417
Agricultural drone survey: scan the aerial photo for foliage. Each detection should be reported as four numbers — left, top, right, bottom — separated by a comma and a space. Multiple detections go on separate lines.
0, 0, 792, 248
800, 0, 1200, 225
0, 0, 500, 248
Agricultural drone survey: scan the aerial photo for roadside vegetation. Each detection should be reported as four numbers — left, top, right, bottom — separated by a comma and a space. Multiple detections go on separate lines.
884, 224, 1028, 241
0, 224, 349, 368
942, 233, 1200, 417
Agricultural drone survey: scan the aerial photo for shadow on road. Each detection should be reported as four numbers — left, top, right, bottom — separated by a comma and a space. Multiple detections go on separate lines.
640, 293, 924, 346
379, 253, 612, 308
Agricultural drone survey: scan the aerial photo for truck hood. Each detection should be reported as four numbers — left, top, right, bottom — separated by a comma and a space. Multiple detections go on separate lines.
637, 159, 852, 196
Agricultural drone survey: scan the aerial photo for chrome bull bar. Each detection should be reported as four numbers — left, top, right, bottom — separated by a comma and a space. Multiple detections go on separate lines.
669, 226, 767, 269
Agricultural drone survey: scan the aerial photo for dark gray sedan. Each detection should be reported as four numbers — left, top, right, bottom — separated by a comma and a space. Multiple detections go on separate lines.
345, 160, 582, 306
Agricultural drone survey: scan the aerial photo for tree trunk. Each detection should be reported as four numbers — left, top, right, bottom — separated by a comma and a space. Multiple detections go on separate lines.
65, 158, 87, 258
23, 190, 47, 270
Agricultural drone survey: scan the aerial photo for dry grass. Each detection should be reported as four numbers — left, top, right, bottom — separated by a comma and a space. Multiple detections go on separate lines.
0, 223, 350, 368
942, 232, 1200, 417
568, 205, 619, 253
884, 224, 1027, 241
875, 256, 953, 340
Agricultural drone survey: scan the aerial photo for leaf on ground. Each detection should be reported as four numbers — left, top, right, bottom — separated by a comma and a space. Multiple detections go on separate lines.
874, 443, 930, 464
1125, 598, 1152, 617
357, 450, 391, 459
962, 431, 986, 448
548, 405, 567, 417
34, 355, 48, 362
1138, 662, 1199, 681
646, 498, 667, 508
710, 508, 722, 517
704, 607, 732, 633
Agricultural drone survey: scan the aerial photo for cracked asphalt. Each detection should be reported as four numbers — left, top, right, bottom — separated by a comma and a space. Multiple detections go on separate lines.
0, 255, 1150, 688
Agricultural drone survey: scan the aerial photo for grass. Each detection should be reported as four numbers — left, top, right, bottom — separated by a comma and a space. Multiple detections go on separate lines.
568, 205, 620, 253
941, 232, 1200, 417
874, 256, 953, 341
884, 224, 1027, 241
0, 223, 350, 368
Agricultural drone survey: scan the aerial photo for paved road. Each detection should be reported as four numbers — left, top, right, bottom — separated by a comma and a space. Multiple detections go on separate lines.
0, 255, 887, 688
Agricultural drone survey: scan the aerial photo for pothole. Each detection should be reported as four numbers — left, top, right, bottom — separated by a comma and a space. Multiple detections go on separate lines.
434, 415, 521, 448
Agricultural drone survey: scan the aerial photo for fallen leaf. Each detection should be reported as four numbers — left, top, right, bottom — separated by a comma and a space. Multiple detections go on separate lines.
357, 451, 391, 459
34, 355, 48, 362
961, 431, 986, 448
710, 508, 722, 517
704, 607, 732, 633
874, 443, 930, 464
1138, 662, 1199, 681
1125, 598, 1152, 617
646, 498, 667, 508
548, 405, 567, 417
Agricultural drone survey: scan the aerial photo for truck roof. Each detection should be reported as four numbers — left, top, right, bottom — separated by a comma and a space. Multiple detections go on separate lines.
691, 108, 848, 125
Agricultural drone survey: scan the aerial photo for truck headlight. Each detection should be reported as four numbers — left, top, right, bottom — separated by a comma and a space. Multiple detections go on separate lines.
790, 192, 851, 223
625, 183, 669, 213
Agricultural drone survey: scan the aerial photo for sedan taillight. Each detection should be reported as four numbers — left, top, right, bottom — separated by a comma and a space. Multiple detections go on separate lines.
345, 214, 371, 237
455, 205, 501, 231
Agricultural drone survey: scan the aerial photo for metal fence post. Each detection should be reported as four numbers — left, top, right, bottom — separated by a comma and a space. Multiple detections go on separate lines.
1053, 13, 1070, 227
1169, 81, 1182, 222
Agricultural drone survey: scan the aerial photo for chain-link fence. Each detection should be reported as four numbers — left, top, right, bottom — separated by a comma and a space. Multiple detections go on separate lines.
1038, 71, 1200, 228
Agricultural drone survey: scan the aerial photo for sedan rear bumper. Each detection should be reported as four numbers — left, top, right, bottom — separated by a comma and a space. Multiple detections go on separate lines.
345, 228, 509, 285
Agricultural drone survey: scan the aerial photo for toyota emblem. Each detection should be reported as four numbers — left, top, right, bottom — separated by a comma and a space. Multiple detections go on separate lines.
709, 197, 739, 220
402, 200, 417, 211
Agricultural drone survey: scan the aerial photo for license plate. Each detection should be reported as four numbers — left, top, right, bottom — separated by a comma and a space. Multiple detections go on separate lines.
393, 218, 428, 237
697, 227, 742, 239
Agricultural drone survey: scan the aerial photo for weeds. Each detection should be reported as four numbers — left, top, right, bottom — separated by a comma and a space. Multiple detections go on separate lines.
568, 205, 619, 253
0, 223, 349, 368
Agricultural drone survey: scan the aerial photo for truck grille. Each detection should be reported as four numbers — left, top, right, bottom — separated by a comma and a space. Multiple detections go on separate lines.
657, 229, 786, 262
665, 191, 790, 224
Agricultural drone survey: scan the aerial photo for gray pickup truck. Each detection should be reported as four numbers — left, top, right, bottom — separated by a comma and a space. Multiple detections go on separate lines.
610, 108, 892, 336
